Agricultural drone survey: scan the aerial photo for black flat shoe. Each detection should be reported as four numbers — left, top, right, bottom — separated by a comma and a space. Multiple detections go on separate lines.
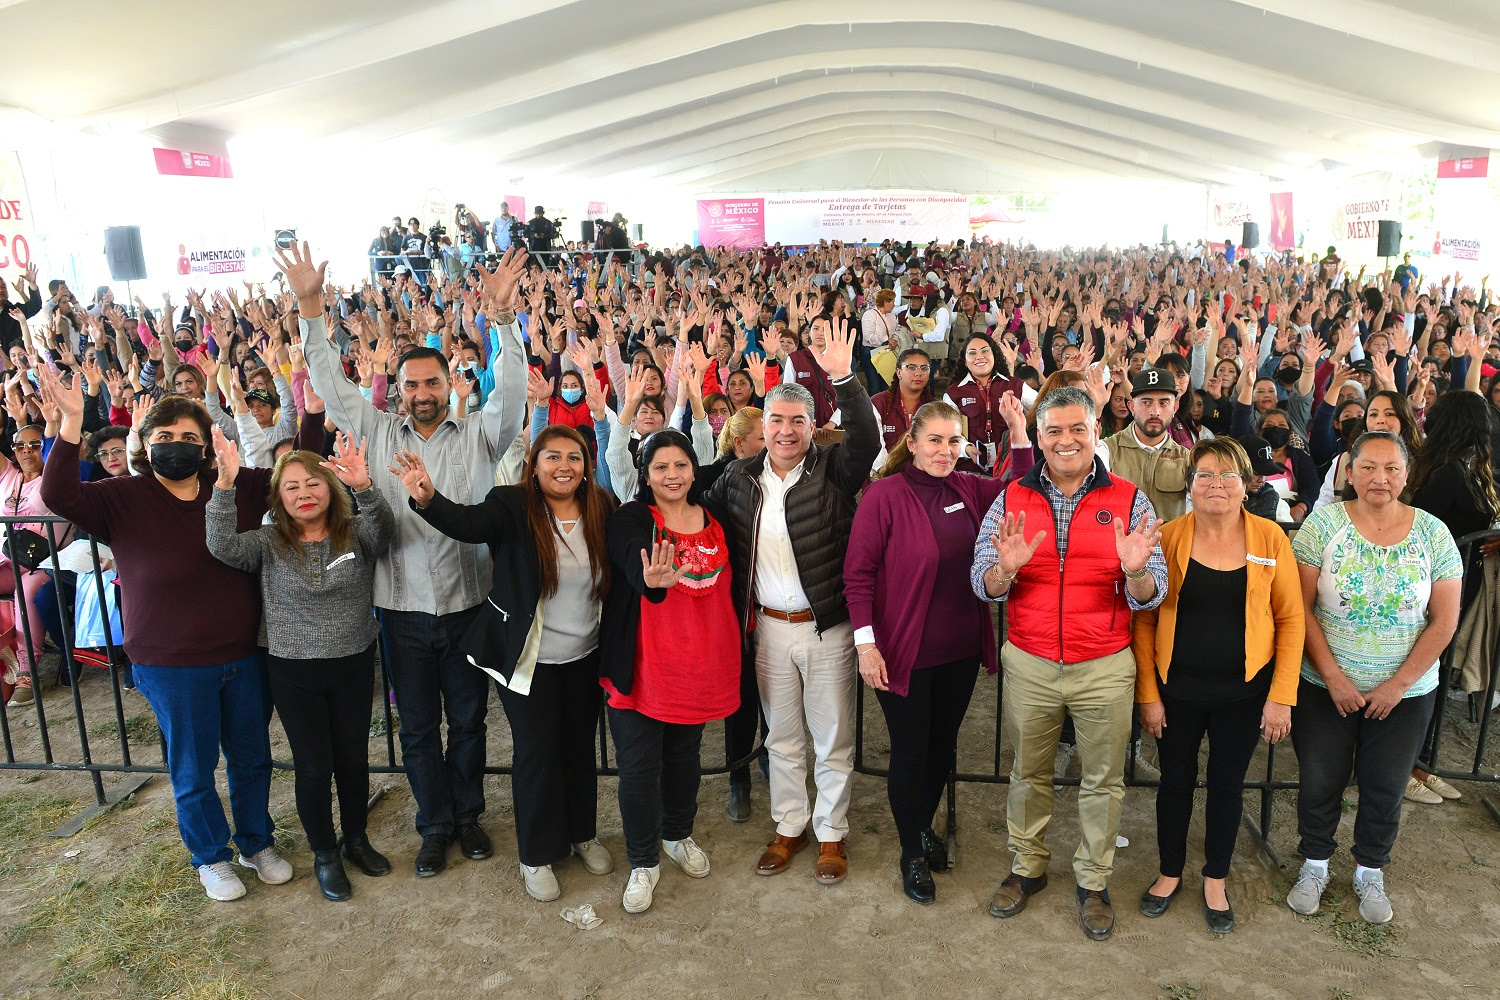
1139, 880, 1182, 917
341, 834, 392, 877
415, 834, 451, 877
455, 823, 493, 861
920, 827, 950, 873
725, 781, 751, 823
314, 850, 352, 901
1203, 894, 1235, 934
901, 856, 936, 904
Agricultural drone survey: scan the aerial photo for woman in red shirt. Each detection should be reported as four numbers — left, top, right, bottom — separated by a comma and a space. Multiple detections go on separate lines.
602, 428, 739, 914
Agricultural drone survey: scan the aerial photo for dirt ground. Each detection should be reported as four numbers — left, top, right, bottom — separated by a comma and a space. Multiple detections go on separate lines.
4, 665, 1500, 1000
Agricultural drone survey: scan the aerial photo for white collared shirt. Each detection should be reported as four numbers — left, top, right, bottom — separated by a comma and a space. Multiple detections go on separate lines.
753, 459, 813, 612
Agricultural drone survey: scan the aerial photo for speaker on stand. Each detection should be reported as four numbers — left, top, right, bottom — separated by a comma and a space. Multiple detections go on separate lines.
104, 225, 147, 306
581, 219, 595, 244
1241, 221, 1260, 250
1377, 220, 1402, 258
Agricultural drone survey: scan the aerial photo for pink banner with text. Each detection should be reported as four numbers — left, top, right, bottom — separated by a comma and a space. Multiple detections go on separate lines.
696, 198, 765, 249
153, 148, 234, 179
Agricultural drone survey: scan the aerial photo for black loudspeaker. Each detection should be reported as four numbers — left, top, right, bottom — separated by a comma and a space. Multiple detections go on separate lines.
581, 219, 595, 243
1241, 221, 1260, 249
104, 226, 146, 282
1377, 220, 1402, 257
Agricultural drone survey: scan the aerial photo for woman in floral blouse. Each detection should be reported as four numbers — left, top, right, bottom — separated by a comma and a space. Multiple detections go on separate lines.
1285, 432, 1462, 927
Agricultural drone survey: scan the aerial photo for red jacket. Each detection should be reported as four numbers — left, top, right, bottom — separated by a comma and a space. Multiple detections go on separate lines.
870, 388, 933, 451
1003, 463, 1140, 664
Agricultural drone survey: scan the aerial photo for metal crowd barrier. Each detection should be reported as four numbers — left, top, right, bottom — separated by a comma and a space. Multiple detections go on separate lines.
7, 515, 1499, 847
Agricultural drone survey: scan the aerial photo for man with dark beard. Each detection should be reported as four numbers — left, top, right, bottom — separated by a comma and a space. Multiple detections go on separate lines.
1099, 368, 1192, 521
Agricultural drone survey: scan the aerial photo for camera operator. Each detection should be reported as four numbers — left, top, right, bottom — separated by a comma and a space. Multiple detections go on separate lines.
453, 203, 485, 253
400, 216, 431, 285
526, 206, 560, 268
492, 201, 519, 252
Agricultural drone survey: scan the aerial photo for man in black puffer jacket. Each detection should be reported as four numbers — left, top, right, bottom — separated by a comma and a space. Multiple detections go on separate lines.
706, 317, 880, 887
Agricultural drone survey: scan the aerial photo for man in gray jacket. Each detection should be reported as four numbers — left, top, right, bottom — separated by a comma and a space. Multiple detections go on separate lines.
277, 241, 528, 878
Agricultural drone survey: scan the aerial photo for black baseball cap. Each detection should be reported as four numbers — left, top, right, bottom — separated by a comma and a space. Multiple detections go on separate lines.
1239, 435, 1281, 476
1130, 367, 1176, 396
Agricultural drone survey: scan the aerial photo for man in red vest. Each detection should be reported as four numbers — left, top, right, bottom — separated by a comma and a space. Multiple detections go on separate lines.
970, 384, 1166, 941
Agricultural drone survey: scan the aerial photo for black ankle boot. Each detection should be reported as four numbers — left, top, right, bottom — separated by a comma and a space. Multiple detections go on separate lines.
901, 856, 936, 904
341, 834, 392, 877
314, 850, 352, 901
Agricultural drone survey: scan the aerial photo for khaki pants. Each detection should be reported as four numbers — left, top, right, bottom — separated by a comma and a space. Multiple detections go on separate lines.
754, 614, 857, 843
1001, 640, 1135, 890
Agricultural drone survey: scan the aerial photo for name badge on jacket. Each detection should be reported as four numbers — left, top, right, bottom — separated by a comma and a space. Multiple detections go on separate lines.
943, 502, 966, 514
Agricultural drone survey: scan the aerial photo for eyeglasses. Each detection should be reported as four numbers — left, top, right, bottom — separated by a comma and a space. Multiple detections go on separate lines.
1192, 471, 1242, 486
12, 442, 42, 452
97, 448, 127, 460
900, 364, 931, 373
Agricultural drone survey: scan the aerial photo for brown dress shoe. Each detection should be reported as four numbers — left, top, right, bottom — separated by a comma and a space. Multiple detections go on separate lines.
988, 872, 1049, 918
1077, 888, 1116, 940
756, 832, 809, 875
814, 840, 847, 884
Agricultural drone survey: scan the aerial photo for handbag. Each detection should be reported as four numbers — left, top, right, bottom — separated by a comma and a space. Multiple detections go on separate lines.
2, 492, 46, 571
3, 528, 48, 571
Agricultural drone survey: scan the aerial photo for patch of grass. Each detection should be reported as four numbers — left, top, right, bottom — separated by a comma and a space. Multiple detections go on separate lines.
8, 836, 262, 997
1270, 872, 1398, 959
369, 711, 399, 737
0, 791, 77, 880
1328, 988, 1353, 1000
88, 713, 159, 744
1159, 984, 1204, 1000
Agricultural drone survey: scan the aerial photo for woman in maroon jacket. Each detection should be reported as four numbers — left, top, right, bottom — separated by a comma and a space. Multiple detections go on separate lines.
844, 400, 1003, 905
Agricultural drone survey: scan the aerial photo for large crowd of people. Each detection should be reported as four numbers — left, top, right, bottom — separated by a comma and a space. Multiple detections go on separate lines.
2, 228, 1492, 940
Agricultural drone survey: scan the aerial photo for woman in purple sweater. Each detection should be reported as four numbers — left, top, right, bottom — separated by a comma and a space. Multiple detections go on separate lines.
845, 398, 1019, 905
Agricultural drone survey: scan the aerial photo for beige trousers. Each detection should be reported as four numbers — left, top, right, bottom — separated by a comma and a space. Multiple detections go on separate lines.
753, 614, 857, 843
1001, 640, 1135, 891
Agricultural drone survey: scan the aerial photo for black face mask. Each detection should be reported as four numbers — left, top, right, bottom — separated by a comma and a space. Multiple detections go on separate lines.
1274, 366, 1301, 386
1339, 416, 1363, 440
1262, 426, 1292, 448
174, 339, 194, 354
149, 441, 205, 482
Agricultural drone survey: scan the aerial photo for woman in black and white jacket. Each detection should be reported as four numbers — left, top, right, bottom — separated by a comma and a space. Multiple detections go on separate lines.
391, 424, 617, 903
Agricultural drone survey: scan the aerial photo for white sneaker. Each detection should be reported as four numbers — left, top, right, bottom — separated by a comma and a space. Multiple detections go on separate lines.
1403, 775, 1443, 804
236, 846, 293, 885
572, 839, 615, 875
662, 837, 710, 878
1286, 861, 1330, 915
1354, 871, 1394, 924
521, 863, 561, 902
198, 861, 247, 901
1130, 740, 1161, 781
622, 865, 660, 914
1053, 743, 1075, 791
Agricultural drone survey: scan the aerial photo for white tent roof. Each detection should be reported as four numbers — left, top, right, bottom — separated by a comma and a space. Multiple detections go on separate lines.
4, 0, 1500, 193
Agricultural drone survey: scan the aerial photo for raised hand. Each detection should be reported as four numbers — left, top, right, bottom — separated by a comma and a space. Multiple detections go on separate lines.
640, 537, 688, 590
271, 240, 329, 317
1114, 511, 1161, 576
581, 366, 608, 420
320, 431, 373, 490
388, 449, 435, 507
37, 365, 82, 423
211, 426, 240, 489
810, 314, 855, 379
527, 368, 554, 407
987, 510, 1047, 589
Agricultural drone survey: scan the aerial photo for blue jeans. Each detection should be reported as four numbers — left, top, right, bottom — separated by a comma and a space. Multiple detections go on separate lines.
378, 607, 488, 837
133, 655, 275, 868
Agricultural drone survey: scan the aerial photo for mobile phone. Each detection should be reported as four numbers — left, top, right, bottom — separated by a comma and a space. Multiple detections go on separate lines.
1015, 282, 1024, 293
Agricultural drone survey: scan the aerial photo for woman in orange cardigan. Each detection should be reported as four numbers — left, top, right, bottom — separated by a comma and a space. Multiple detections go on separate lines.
1131, 437, 1305, 934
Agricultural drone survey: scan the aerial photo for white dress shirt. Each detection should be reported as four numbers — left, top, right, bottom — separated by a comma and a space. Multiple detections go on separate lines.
753, 460, 813, 612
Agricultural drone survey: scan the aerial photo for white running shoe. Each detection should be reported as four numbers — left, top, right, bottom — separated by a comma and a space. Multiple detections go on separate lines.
521, 863, 561, 902
572, 839, 615, 875
1286, 862, 1330, 915
1354, 871, 1394, 924
662, 837, 710, 878
236, 846, 293, 885
198, 861, 247, 901
622, 865, 660, 914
